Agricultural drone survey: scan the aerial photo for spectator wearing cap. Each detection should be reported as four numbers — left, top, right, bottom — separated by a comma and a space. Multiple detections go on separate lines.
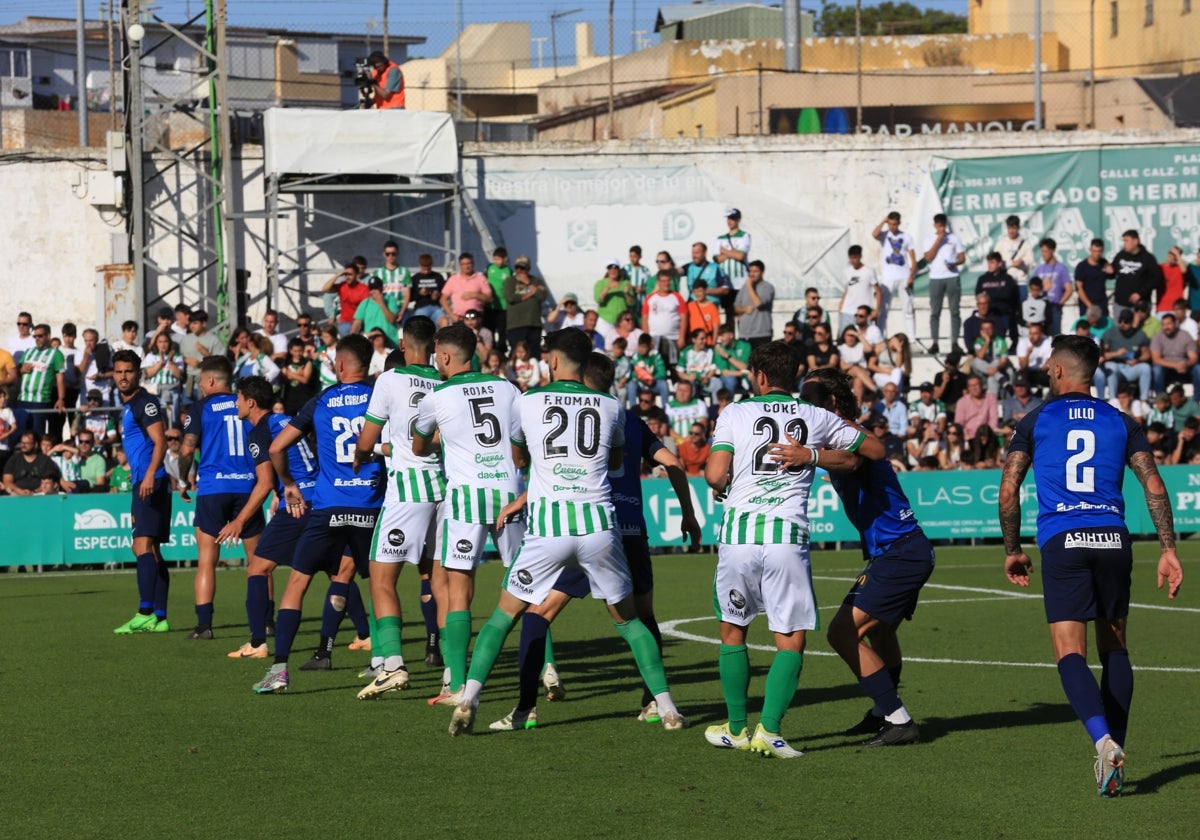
594, 257, 636, 332
907, 382, 946, 436
178, 310, 224, 402
955, 374, 998, 439
1150, 312, 1200, 398
733, 260, 775, 349
352, 276, 400, 346
932, 350, 968, 421
867, 413, 906, 466
545, 293, 585, 331
713, 208, 751, 292
1015, 321, 1052, 389
1001, 372, 1043, 425
441, 252, 493, 325
503, 255, 548, 357
1100, 309, 1151, 399
642, 269, 688, 365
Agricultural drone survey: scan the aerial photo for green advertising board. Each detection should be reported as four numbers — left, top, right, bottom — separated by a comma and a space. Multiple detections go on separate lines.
919, 145, 1200, 294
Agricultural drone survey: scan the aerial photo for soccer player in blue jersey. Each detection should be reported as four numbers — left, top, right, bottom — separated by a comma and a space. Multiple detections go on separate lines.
111, 350, 173, 634
253, 334, 384, 693
794, 367, 934, 746
488, 352, 702, 731
1000, 333, 1183, 797
177, 356, 265, 639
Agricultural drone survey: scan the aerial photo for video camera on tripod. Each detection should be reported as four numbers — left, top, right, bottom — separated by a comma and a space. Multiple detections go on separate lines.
353, 58, 376, 109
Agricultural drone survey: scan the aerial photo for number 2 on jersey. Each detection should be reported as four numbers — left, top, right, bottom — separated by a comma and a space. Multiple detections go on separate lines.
750, 417, 808, 474
332, 415, 365, 463
543, 406, 600, 459
1065, 429, 1095, 492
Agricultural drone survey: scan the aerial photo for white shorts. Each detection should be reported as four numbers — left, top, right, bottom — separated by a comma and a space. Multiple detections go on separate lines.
504, 530, 632, 606
437, 513, 525, 572
713, 542, 817, 633
370, 500, 439, 565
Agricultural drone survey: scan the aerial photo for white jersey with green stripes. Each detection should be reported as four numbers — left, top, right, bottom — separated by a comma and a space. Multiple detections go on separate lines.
514, 380, 624, 537
365, 363, 445, 503
714, 229, 751, 290
711, 392, 863, 544
373, 265, 411, 312
666, 398, 707, 440
413, 371, 522, 524
18, 346, 64, 402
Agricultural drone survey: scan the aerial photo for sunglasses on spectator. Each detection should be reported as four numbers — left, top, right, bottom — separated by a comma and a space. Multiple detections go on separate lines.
18, 320, 32, 327
33, 331, 48, 338
656, 259, 669, 264
78, 438, 94, 445
166, 434, 181, 441
383, 250, 397, 256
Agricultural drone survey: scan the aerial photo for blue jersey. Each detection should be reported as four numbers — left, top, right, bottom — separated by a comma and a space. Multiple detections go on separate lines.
185, 391, 256, 495
248, 413, 318, 510
827, 458, 921, 559
120, 388, 166, 482
289, 382, 383, 511
1009, 393, 1150, 548
610, 415, 663, 535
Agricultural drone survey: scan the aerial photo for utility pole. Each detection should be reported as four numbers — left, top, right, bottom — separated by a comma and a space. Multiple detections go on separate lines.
607, 0, 615, 139
855, 0, 863, 132
382, 0, 389, 56
123, 0, 145, 294
1089, 0, 1096, 129
455, 0, 463, 119
76, 0, 89, 145
1033, 0, 1043, 130
209, 0, 236, 334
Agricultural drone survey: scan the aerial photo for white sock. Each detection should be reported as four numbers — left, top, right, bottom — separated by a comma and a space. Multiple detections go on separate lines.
442, 666, 451, 685
462, 679, 483, 706
371, 655, 384, 669
885, 706, 912, 725
384, 655, 404, 671
654, 692, 678, 716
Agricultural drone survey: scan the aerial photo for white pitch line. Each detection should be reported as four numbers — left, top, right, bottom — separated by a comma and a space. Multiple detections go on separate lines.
658, 617, 1200, 674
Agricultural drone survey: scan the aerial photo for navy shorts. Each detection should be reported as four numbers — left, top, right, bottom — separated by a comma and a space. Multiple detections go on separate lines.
624, 534, 654, 597
844, 529, 935, 627
1039, 526, 1132, 624
194, 492, 267, 540
130, 476, 172, 543
292, 508, 378, 578
551, 566, 591, 599
253, 504, 311, 567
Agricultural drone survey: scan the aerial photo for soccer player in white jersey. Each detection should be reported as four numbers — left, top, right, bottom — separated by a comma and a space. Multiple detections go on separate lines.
447, 328, 688, 736
413, 324, 525, 705
353, 317, 444, 698
703, 340, 886, 758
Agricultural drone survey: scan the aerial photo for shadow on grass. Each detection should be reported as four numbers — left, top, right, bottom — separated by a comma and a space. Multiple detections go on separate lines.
802, 702, 1080, 746
1124, 757, 1200, 796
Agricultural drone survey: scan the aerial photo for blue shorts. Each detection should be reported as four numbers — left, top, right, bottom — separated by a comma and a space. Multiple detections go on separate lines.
253, 504, 311, 567
1039, 526, 1132, 624
292, 507, 378, 578
844, 529, 935, 627
131, 476, 172, 543
195, 493, 266, 540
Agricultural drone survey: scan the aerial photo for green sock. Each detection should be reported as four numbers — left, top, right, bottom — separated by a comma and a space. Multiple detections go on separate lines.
376, 615, 402, 660
615, 618, 668, 696
719, 643, 750, 733
465, 608, 517, 686
760, 650, 803, 734
544, 626, 557, 668
443, 610, 472, 691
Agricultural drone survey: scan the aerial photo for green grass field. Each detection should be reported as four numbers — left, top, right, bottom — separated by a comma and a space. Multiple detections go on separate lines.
2, 545, 1197, 839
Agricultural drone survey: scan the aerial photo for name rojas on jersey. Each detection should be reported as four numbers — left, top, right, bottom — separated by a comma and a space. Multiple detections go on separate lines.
515, 381, 624, 538
414, 372, 522, 524
711, 394, 864, 545
365, 364, 445, 503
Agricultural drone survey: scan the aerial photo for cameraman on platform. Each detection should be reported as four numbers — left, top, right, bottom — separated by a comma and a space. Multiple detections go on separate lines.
367, 51, 405, 109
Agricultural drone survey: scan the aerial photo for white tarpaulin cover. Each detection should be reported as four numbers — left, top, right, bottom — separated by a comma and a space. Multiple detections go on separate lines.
263, 109, 458, 176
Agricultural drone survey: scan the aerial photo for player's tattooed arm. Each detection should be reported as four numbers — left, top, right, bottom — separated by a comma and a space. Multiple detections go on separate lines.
998, 450, 1030, 555
1129, 450, 1176, 550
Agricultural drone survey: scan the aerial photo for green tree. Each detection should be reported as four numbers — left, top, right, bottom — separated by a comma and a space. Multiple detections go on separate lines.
816, 1, 968, 37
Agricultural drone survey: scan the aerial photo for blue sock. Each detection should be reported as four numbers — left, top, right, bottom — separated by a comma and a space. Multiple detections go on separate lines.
246, 575, 269, 646
639, 612, 664, 707
346, 580, 370, 639
266, 600, 276, 625
518, 614, 550, 710
1057, 653, 1109, 744
859, 668, 903, 716
274, 608, 301, 663
888, 664, 902, 687
1099, 650, 1134, 745
153, 558, 169, 620
321, 581, 350, 639
135, 553, 156, 612
195, 602, 214, 629
419, 578, 439, 639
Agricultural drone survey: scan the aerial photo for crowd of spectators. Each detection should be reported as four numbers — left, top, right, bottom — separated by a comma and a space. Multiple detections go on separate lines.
5, 211, 1200, 495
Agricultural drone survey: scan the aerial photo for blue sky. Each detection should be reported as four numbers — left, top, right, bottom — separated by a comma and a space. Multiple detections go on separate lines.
1, 0, 966, 62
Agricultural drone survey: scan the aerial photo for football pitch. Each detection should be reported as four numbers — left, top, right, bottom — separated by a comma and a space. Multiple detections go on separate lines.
3, 544, 1197, 838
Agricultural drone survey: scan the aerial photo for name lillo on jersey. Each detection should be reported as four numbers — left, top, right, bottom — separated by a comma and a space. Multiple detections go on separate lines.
1063, 531, 1123, 549
327, 392, 368, 407
1068, 407, 1095, 420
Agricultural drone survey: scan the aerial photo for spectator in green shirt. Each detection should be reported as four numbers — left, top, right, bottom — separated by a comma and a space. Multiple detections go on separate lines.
108, 445, 133, 493
75, 431, 108, 492
631, 333, 669, 407
503, 255, 548, 357
486, 247, 512, 352
712, 323, 751, 395
352, 277, 400, 346
594, 258, 636, 332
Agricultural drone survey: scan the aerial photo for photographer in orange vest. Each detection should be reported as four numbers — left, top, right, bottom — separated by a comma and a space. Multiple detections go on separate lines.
368, 51, 405, 109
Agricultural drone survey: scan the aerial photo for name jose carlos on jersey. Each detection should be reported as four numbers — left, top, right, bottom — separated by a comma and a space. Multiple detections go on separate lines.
326, 393, 369, 407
